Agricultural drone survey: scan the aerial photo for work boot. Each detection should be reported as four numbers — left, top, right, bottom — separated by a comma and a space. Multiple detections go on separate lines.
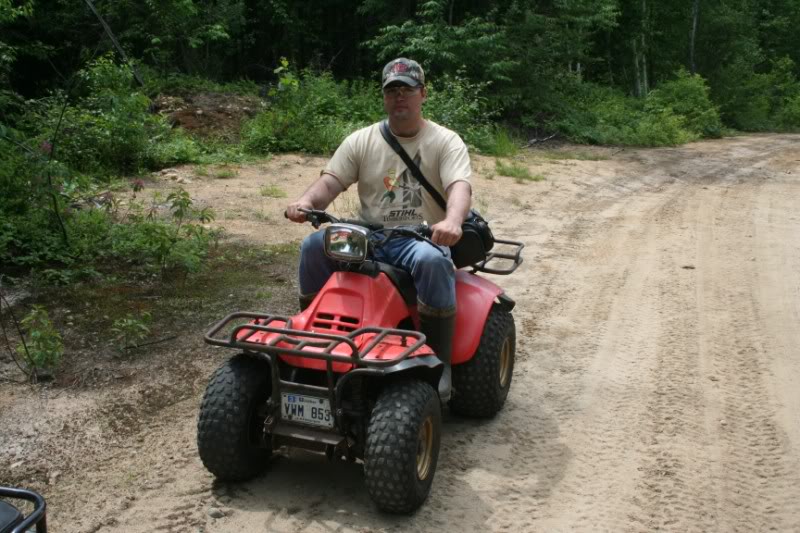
419, 311, 456, 403
299, 292, 317, 312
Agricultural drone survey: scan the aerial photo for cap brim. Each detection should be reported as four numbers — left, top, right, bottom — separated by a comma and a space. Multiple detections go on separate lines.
382, 76, 422, 88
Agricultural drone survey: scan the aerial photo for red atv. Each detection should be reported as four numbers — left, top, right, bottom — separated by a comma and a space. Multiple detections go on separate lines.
197, 209, 523, 513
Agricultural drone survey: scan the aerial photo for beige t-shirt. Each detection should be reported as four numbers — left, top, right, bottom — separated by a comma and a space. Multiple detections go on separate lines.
323, 120, 471, 227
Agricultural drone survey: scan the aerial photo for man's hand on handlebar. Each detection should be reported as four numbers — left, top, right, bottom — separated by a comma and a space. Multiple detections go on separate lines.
285, 200, 314, 223
430, 217, 463, 247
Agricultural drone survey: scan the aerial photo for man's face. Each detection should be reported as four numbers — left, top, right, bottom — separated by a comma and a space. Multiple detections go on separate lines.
383, 84, 427, 122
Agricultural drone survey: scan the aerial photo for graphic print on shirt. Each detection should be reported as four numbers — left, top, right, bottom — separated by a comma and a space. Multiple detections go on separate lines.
380, 153, 424, 223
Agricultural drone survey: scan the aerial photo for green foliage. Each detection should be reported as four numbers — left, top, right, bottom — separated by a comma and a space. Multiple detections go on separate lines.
242, 64, 382, 154
109, 188, 216, 275
366, 0, 516, 87
111, 311, 152, 350
716, 57, 800, 131
645, 70, 723, 138
16, 305, 63, 374
551, 78, 695, 146
25, 56, 205, 176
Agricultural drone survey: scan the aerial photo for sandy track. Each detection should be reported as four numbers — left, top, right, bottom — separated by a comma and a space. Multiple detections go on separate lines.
2, 134, 799, 532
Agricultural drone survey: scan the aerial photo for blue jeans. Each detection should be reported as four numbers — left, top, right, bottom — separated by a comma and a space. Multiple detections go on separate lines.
299, 230, 456, 313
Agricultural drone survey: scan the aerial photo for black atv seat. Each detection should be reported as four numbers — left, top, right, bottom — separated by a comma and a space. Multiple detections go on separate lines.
0, 500, 23, 533
377, 263, 417, 306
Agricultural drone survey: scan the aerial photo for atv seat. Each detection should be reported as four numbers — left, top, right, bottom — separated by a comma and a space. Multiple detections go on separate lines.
0, 500, 23, 533
377, 263, 417, 305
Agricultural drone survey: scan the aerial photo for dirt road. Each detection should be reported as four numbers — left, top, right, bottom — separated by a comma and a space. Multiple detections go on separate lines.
2, 134, 799, 532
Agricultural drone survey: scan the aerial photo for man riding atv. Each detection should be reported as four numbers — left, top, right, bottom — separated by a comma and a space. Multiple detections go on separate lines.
286, 57, 472, 403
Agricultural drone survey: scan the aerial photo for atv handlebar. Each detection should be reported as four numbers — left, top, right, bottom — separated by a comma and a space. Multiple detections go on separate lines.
285, 208, 522, 273
286, 208, 433, 241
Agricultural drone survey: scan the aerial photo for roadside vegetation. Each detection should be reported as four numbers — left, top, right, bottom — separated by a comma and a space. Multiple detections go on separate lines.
1, 0, 799, 379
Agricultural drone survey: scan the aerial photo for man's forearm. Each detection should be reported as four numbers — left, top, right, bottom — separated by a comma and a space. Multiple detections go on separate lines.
299, 173, 345, 210
445, 181, 472, 223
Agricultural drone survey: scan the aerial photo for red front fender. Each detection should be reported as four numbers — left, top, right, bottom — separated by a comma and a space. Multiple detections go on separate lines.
452, 271, 504, 364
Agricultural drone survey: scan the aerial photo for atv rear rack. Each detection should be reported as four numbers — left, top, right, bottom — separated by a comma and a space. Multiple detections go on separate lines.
204, 312, 427, 368
471, 238, 525, 275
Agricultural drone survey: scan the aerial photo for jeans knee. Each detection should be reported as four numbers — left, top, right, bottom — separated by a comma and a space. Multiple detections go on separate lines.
415, 248, 454, 278
301, 230, 326, 257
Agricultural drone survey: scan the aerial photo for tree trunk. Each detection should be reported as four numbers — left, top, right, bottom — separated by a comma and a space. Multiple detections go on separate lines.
640, 0, 649, 96
633, 38, 642, 97
689, 0, 700, 74
641, 34, 648, 95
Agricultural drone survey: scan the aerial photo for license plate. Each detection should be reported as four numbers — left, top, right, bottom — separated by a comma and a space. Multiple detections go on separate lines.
281, 393, 334, 429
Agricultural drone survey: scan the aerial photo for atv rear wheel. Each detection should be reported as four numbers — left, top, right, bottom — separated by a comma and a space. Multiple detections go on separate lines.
364, 380, 441, 514
197, 354, 272, 481
450, 306, 516, 417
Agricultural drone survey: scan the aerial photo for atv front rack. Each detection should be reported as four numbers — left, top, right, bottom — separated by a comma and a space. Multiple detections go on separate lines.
204, 312, 427, 368
204, 312, 431, 438
471, 238, 525, 275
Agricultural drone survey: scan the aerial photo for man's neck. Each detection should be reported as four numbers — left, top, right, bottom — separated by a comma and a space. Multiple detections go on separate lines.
388, 118, 426, 138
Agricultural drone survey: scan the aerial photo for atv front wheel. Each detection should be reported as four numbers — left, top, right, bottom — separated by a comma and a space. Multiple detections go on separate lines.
364, 380, 441, 514
197, 354, 272, 481
450, 306, 516, 417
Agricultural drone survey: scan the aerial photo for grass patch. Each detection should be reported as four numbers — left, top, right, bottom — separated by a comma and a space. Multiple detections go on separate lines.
535, 149, 608, 161
214, 166, 238, 179
260, 184, 287, 198
495, 160, 544, 183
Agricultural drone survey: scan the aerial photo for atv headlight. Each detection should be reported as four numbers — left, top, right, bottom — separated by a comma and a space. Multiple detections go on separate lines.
324, 224, 369, 263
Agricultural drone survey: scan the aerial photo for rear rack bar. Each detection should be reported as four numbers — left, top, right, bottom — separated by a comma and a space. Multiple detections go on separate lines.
471, 238, 525, 275
204, 312, 427, 368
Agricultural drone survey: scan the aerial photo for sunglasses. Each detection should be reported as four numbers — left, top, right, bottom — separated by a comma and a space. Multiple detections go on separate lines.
383, 86, 422, 98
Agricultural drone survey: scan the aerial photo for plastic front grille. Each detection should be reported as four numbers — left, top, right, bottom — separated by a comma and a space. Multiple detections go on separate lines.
312, 313, 360, 333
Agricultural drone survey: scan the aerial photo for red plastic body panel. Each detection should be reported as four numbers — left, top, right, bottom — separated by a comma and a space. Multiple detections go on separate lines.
451, 270, 503, 364
238, 269, 504, 370
242, 272, 431, 372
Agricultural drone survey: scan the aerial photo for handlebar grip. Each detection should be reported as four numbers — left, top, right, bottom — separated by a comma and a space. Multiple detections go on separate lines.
413, 224, 433, 238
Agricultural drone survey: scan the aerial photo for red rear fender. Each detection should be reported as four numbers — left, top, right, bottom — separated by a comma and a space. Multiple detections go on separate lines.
452, 271, 504, 364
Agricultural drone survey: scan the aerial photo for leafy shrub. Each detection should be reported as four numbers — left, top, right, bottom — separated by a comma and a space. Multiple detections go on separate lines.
716, 57, 800, 131
29, 56, 204, 176
242, 66, 382, 155
551, 79, 694, 146
144, 129, 204, 168
645, 70, 723, 138
16, 305, 63, 377
776, 94, 800, 130
424, 74, 517, 155
111, 311, 152, 350
110, 188, 216, 275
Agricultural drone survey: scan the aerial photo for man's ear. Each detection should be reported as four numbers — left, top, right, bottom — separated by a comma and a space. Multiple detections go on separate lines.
420, 86, 428, 103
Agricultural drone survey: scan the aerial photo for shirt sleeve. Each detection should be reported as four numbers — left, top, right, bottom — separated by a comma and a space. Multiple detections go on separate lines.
322, 132, 361, 190
438, 132, 472, 195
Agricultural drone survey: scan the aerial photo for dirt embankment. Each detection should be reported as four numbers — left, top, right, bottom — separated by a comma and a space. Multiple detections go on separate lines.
1, 134, 799, 532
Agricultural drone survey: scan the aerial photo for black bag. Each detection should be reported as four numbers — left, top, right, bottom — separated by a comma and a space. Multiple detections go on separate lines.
379, 121, 495, 268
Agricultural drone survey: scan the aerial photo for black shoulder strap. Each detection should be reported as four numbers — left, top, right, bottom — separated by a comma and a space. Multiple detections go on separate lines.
379, 120, 447, 211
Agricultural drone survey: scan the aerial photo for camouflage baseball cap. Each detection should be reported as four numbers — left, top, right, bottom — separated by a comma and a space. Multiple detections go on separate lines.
382, 58, 425, 88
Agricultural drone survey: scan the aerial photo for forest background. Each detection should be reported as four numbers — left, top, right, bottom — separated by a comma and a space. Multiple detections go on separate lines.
1, 0, 799, 376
